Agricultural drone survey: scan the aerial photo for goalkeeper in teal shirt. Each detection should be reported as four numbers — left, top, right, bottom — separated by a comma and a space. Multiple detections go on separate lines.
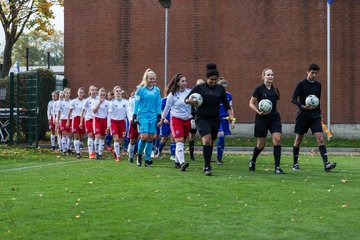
133, 68, 162, 167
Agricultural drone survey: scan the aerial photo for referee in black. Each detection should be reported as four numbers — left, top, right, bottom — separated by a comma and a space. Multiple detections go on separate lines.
249, 68, 285, 174
291, 63, 336, 172
185, 63, 235, 176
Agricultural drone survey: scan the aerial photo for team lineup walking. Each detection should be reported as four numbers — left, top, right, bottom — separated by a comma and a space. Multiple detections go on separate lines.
47, 63, 337, 175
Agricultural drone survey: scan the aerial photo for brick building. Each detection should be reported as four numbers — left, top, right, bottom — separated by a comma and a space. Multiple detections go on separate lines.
64, 0, 360, 125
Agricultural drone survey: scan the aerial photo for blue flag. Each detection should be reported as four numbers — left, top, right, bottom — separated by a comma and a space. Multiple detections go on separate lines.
328, 0, 334, 4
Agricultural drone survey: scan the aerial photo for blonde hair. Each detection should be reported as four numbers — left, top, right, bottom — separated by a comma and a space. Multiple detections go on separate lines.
196, 79, 205, 85
138, 68, 156, 88
98, 87, 106, 96
218, 77, 228, 86
88, 85, 97, 95
113, 86, 121, 92
262, 68, 273, 80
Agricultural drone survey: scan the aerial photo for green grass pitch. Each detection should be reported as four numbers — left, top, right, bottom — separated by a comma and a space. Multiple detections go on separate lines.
1, 146, 359, 240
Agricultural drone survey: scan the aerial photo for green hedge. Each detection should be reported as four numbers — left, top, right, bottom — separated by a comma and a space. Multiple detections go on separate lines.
37, 68, 56, 140
0, 69, 56, 142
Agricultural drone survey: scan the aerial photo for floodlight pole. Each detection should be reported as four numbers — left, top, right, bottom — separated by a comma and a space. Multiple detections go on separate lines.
327, 2, 331, 140
159, 0, 171, 89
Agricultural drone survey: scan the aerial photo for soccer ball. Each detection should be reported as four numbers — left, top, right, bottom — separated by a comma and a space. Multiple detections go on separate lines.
189, 93, 203, 107
305, 95, 319, 107
258, 99, 272, 113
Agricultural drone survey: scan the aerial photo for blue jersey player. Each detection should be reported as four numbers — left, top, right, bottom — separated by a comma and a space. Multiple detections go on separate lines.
216, 78, 235, 165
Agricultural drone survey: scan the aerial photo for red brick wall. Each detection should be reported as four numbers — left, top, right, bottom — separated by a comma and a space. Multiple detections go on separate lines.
65, 0, 360, 124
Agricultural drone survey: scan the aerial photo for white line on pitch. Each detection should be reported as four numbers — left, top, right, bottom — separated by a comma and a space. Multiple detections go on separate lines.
0, 160, 83, 173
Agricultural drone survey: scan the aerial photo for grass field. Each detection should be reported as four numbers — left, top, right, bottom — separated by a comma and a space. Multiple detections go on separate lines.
1, 146, 359, 240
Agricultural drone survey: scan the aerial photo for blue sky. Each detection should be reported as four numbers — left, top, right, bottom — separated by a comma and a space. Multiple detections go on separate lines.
0, 5, 64, 51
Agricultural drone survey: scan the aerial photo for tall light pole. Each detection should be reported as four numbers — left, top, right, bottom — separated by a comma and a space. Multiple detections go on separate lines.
159, 0, 171, 89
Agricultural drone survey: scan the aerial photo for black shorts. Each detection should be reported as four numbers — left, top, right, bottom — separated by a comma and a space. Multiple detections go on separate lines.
294, 113, 322, 135
254, 113, 282, 138
195, 117, 220, 140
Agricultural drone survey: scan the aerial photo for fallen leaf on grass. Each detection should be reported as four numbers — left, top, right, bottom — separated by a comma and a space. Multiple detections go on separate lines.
75, 215, 81, 219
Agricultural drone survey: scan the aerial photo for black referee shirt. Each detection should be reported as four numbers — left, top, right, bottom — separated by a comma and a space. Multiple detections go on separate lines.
252, 84, 279, 115
291, 79, 321, 117
186, 83, 230, 119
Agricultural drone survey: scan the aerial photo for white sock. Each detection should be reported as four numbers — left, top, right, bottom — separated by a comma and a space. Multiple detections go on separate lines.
50, 134, 56, 147
88, 138, 94, 154
99, 139, 104, 155
128, 144, 135, 158
94, 138, 100, 153
114, 142, 120, 157
67, 137, 71, 151
62, 136, 67, 152
74, 140, 80, 154
58, 135, 62, 151
176, 142, 185, 164
69, 138, 73, 150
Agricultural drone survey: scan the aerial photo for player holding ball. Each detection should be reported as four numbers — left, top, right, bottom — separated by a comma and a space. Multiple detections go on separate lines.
248, 68, 285, 174
291, 63, 336, 172
185, 63, 235, 176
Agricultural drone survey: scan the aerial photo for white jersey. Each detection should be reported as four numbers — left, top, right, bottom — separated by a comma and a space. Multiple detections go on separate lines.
70, 98, 85, 118
107, 98, 128, 126
59, 99, 72, 120
53, 100, 62, 122
162, 88, 192, 120
47, 100, 55, 120
127, 96, 135, 121
83, 96, 98, 120
91, 99, 110, 119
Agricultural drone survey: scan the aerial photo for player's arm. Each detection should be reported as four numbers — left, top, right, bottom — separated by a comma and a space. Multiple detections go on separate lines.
92, 99, 103, 114
291, 83, 303, 109
249, 96, 262, 115
80, 108, 86, 128
185, 89, 199, 106
66, 108, 73, 127
107, 103, 112, 130
47, 102, 52, 122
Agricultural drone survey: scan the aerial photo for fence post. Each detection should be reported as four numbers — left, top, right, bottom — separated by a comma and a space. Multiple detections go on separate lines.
16, 74, 20, 144
35, 72, 40, 147
9, 73, 14, 144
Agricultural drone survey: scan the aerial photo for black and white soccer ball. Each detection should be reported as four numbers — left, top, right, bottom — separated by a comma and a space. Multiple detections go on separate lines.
258, 99, 272, 113
305, 95, 319, 107
189, 93, 203, 107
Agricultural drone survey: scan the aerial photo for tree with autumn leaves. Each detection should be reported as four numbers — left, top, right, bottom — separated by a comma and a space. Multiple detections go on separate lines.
0, 0, 63, 77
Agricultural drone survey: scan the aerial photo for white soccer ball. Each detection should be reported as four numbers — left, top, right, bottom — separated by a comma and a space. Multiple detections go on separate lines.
189, 93, 203, 107
305, 95, 319, 107
258, 99, 273, 113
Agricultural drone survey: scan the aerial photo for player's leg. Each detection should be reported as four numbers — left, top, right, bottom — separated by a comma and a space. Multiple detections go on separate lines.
311, 120, 337, 172
272, 132, 284, 174
249, 117, 268, 171
171, 118, 189, 171
292, 115, 309, 170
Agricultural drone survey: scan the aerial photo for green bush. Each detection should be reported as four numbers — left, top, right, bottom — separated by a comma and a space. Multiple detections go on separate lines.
0, 69, 55, 143
37, 68, 56, 140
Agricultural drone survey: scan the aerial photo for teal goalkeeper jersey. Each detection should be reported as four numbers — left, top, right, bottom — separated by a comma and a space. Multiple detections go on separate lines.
134, 86, 161, 117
